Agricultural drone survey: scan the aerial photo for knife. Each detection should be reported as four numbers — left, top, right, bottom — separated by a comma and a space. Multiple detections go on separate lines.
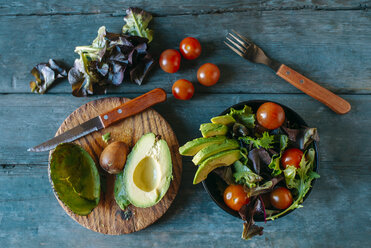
28, 88, 167, 152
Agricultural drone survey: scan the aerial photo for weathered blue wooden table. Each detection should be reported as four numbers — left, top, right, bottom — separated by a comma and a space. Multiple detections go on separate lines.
1, 1, 370, 247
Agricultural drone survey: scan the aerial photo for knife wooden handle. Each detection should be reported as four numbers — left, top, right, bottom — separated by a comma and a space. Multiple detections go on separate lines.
99, 88, 167, 128
276, 64, 351, 114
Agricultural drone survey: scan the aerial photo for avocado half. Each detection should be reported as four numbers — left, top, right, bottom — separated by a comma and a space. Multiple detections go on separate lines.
115, 133, 172, 208
50, 143, 100, 216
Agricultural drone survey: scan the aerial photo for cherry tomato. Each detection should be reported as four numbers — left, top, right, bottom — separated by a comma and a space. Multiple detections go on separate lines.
223, 184, 250, 211
159, 49, 181, 73
179, 37, 202, 60
197, 63, 220, 86
172, 79, 194, 100
281, 148, 303, 169
270, 187, 293, 210
256, 102, 285, 130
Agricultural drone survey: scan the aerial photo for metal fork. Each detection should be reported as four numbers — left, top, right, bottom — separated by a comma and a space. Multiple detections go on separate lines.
225, 30, 351, 114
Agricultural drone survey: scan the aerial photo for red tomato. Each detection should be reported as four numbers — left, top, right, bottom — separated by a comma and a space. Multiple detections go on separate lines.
159, 49, 181, 73
172, 79, 194, 100
270, 187, 293, 210
179, 37, 202, 60
197, 63, 220, 86
223, 184, 250, 211
281, 148, 304, 169
256, 102, 285, 130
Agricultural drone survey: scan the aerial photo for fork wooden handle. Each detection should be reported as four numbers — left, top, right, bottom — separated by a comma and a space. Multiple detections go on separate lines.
276, 64, 351, 114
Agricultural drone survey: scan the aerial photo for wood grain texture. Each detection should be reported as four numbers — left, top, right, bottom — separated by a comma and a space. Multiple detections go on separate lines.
1, 1, 371, 247
0, 93, 370, 247
277, 64, 351, 114
0, 10, 370, 94
48, 97, 182, 234
99, 88, 166, 128
1, 0, 368, 16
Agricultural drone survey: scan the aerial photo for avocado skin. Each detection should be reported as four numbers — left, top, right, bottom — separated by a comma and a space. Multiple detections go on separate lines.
193, 149, 241, 184
179, 136, 226, 156
211, 115, 236, 125
200, 123, 228, 138
192, 139, 239, 165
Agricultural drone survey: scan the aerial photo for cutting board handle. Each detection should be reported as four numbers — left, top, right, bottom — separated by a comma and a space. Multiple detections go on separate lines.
99, 88, 167, 127
276, 64, 351, 114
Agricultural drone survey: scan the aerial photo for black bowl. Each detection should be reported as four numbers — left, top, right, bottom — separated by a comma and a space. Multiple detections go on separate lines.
201, 100, 319, 221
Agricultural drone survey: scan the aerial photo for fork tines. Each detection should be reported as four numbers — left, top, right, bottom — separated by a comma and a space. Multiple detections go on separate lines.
224, 30, 252, 57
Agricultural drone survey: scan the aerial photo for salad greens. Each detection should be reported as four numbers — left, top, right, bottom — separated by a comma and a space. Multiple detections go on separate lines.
68, 24, 154, 96
123, 7, 154, 43
267, 148, 320, 220
239, 131, 275, 150
30, 59, 67, 94
233, 161, 262, 188
229, 106, 255, 128
102, 132, 111, 143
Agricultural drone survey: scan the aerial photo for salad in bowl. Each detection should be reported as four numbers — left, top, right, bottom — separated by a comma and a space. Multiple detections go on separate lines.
179, 100, 319, 240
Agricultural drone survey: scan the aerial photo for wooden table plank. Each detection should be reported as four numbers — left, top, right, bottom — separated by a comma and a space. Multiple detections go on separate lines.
0, 10, 370, 94
1, 93, 370, 165
1, 1, 371, 247
0, 161, 369, 247
1, 0, 369, 16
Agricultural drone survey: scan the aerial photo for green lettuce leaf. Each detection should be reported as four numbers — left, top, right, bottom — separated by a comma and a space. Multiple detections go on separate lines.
102, 132, 111, 143
267, 148, 320, 220
229, 105, 255, 128
239, 132, 275, 150
122, 7, 154, 42
267, 134, 288, 176
268, 154, 282, 176
233, 161, 263, 188
283, 165, 298, 189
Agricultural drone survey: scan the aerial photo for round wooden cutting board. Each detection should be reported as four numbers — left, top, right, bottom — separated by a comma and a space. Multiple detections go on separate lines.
48, 97, 182, 235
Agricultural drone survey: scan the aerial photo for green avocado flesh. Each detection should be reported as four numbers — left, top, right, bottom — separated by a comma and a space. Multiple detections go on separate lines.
50, 143, 100, 216
179, 136, 226, 156
193, 149, 241, 184
211, 115, 236, 125
200, 123, 228, 138
192, 139, 239, 165
115, 133, 172, 209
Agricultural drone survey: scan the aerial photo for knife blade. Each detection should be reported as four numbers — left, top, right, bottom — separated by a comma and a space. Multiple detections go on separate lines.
28, 88, 167, 152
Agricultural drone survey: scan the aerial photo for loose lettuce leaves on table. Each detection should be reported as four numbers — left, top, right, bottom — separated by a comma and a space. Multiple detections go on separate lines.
50, 143, 100, 216
30, 59, 67, 94
123, 7, 154, 43
267, 148, 320, 220
68, 26, 154, 96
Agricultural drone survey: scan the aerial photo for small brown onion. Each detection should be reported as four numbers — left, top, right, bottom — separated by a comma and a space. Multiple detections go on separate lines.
99, 141, 129, 174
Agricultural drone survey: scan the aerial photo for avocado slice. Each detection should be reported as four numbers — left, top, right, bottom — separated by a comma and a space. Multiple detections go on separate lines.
115, 133, 172, 208
211, 115, 236, 126
193, 149, 241, 184
192, 139, 239, 165
200, 123, 228, 138
179, 136, 226, 156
